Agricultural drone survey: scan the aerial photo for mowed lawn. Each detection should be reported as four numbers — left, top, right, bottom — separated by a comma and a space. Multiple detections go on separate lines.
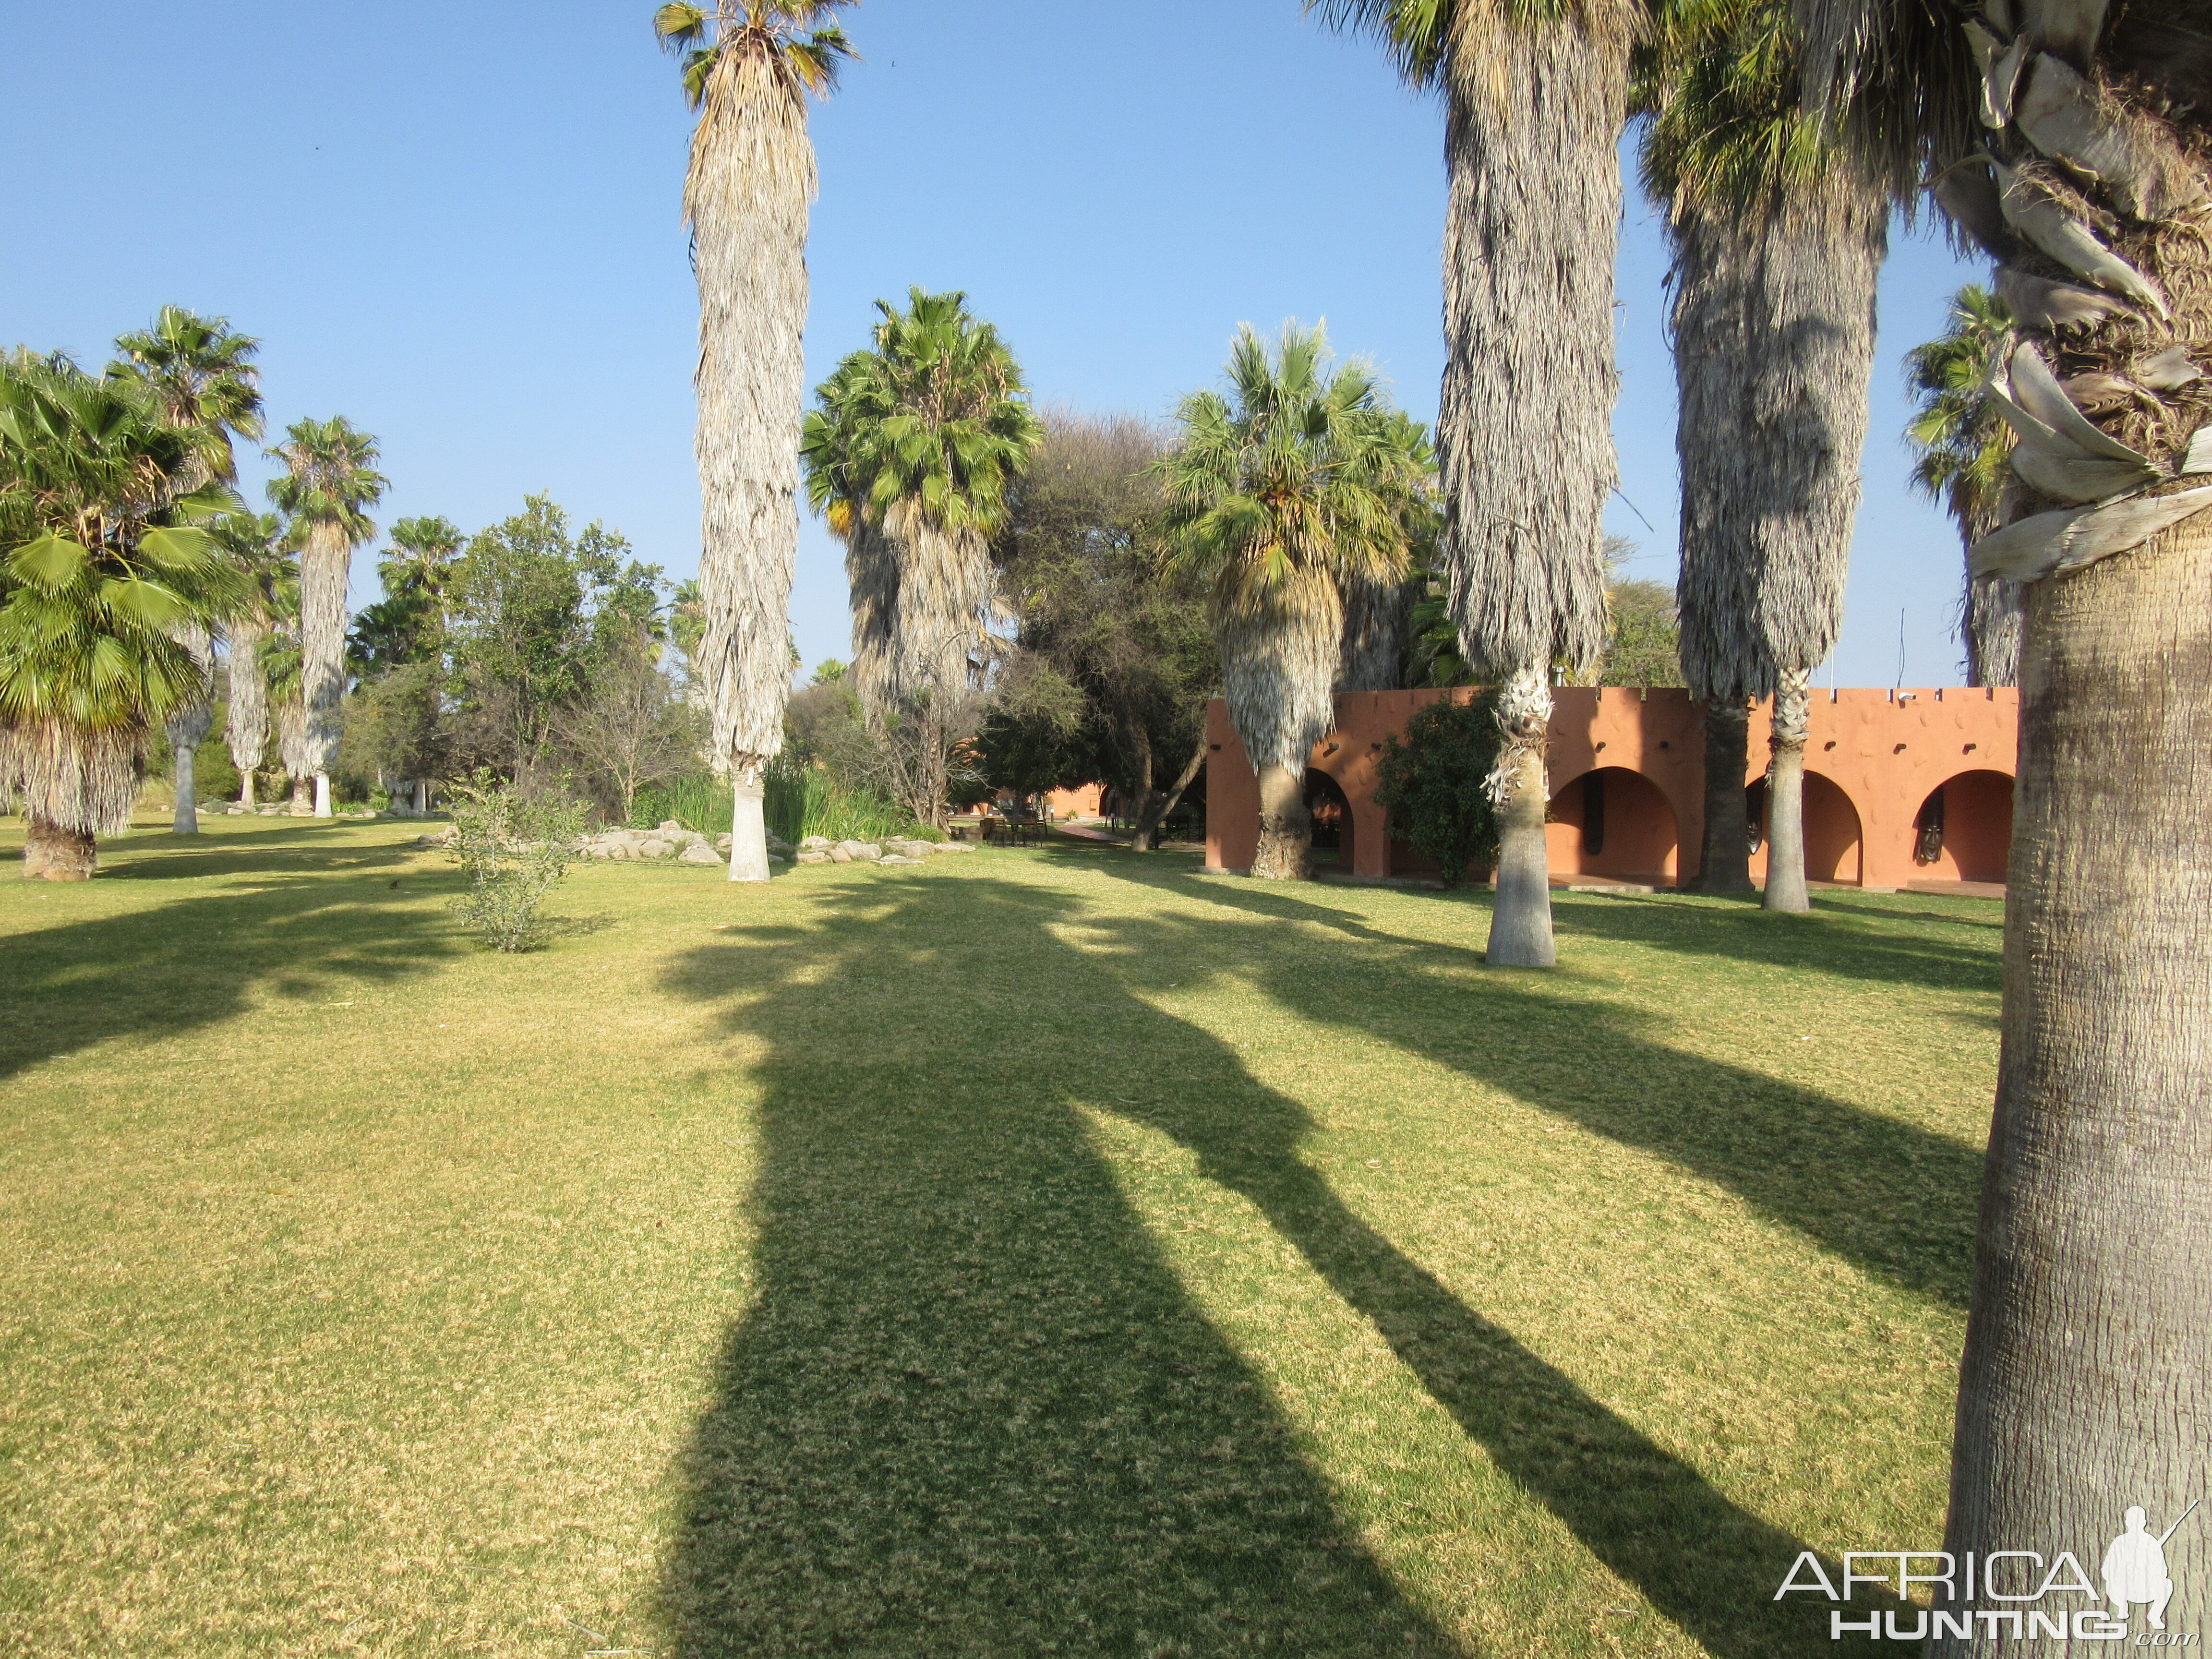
0, 816, 2001, 1658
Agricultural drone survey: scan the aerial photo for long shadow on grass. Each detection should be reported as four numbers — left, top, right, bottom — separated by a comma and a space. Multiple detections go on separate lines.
660, 874, 1840, 1658
0, 861, 458, 1083
1064, 851, 1983, 1309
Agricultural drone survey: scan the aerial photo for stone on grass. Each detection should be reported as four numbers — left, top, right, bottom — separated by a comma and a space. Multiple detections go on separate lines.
638, 838, 674, 860
796, 850, 831, 865
837, 842, 882, 862
679, 843, 723, 866
800, 835, 832, 850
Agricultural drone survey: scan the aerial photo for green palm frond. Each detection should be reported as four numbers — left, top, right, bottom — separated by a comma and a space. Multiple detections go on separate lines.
265, 415, 386, 546
106, 305, 265, 485
1902, 284, 2014, 538
651, 0, 856, 110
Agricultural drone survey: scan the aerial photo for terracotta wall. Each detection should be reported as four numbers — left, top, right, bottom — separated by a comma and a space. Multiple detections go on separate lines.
1204, 685, 2020, 890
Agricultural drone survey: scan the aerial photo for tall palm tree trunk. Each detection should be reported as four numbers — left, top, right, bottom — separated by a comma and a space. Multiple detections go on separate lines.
1935, 520, 2212, 1652
4, 722, 140, 881
1671, 178, 1884, 915
1694, 702, 1755, 892
688, 49, 814, 886
1964, 574, 2022, 686
298, 521, 350, 820
167, 625, 214, 835
1762, 670, 1812, 911
1223, 573, 1342, 881
280, 702, 314, 816
1437, 22, 1626, 965
227, 618, 269, 809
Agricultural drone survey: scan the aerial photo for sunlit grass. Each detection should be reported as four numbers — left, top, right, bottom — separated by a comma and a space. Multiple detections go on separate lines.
0, 815, 1997, 1655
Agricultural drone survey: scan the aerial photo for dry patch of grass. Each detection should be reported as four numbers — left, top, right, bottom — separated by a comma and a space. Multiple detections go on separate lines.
0, 817, 1998, 1656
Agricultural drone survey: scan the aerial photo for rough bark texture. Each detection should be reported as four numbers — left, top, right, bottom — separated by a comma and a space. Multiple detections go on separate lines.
238, 769, 256, 810
689, 43, 813, 885
225, 616, 269, 786
1932, 519, 2212, 1654
1762, 673, 1812, 913
1486, 668, 1557, 968
1437, 17, 1628, 958
1695, 702, 1755, 893
298, 520, 350, 815
1219, 568, 1342, 882
1335, 573, 1414, 692
0, 720, 143, 844
1251, 763, 1312, 881
173, 747, 200, 835
289, 775, 312, 816
23, 817, 96, 882
1965, 573, 2024, 686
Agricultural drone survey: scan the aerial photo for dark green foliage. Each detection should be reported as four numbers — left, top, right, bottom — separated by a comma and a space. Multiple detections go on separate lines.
1599, 579, 1683, 688
444, 770, 585, 953
1374, 695, 1503, 888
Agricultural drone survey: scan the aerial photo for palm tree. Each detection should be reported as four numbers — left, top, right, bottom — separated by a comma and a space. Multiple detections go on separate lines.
266, 417, 385, 819
109, 307, 265, 833
1903, 285, 2020, 687
1312, 0, 1638, 964
1155, 324, 1430, 880
0, 355, 245, 878
1641, 0, 1892, 914
211, 512, 293, 810
801, 288, 1045, 825
654, 0, 854, 883
1809, 9, 2212, 1638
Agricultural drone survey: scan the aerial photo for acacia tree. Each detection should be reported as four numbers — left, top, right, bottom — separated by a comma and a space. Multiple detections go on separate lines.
109, 306, 265, 833
266, 416, 385, 818
1315, 0, 1636, 964
1809, 6, 2212, 1644
1643, 0, 1888, 914
1156, 324, 1429, 880
1904, 285, 2021, 687
654, 0, 854, 882
0, 356, 245, 878
801, 288, 1044, 826
994, 412, 1218, 851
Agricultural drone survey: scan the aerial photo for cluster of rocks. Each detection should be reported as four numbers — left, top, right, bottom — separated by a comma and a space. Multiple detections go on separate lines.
214, 802, 378, 820
792, 835, 975, 867
575, 821, 744, 867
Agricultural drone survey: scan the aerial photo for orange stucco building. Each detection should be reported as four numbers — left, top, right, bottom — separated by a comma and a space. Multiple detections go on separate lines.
1203, 686, 2019, 892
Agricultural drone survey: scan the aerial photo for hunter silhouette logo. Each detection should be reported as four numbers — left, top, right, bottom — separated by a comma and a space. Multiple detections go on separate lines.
1775, 1497, 2201, 1643
2105, 1501, 2198, 1633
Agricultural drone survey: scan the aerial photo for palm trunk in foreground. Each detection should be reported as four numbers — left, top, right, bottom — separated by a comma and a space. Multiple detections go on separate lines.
4, 721, 138, 881
1221, 574, 1340, 882
1695, 703, 1755, 892
1436, 20, 1625, 963
1934, 521, 2212, 1652
1762, 672, 1811, 912
298, 521, 350, 821
23, 818, 96, 881
688, 48, 814, 885
1488, 667, 1557, 966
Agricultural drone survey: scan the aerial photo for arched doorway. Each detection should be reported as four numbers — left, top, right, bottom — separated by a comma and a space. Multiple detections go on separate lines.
1911, 769, 2015, 883
1304, 769, 1352, 871
1802, 772, 1864, 885
1545, 768, 1680, 885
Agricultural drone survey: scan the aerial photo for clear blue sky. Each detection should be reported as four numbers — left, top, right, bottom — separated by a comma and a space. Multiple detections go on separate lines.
4, 0, 1982, 686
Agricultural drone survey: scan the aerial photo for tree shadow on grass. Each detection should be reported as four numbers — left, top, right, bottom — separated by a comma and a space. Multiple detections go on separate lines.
0, 865, 459, 1085
1070, 855, 1984, 1312
658, 875, 1841, 1658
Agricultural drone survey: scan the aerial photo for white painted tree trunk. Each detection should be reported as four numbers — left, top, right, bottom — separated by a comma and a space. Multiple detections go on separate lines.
729, 770, 770, 884
313, 773, 332, 819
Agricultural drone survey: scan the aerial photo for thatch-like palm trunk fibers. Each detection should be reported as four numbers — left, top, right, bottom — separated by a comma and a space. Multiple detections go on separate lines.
1435, 16, 1629, 964
685, 45, 815, 885
226, 619, 269, 809
298, 520, 351, 819
166, 625, 215, 835
7, 723, 138, 882
1671, 179, 1883, 914
1222, 571, 1343, 881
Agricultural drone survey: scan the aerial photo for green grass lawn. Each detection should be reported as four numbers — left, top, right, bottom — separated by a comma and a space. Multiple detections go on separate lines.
0, 816, 2001, 1657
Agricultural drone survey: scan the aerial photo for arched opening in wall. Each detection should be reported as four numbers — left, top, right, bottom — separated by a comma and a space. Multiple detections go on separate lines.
1745, 776, 1769, 856
1911, 769, 2015, 884
1304, 769, 1352, 870
1802, 772, 1864, 885
1545, 767, 1680, 885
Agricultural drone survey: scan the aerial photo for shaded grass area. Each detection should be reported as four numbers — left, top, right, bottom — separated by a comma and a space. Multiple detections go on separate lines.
0, 817, 1996, 1655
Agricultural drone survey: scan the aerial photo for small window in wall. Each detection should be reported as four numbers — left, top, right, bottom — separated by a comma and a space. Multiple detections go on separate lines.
1581, 771, 1606, 857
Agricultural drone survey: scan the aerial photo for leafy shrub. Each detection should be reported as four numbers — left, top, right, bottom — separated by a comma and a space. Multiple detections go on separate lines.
445, 771, 585, 952
1374, 694, 1503, 889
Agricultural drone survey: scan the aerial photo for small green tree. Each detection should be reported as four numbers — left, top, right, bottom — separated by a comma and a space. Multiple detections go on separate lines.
1373, 695, 1503, 890
444, 771, 585, 952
